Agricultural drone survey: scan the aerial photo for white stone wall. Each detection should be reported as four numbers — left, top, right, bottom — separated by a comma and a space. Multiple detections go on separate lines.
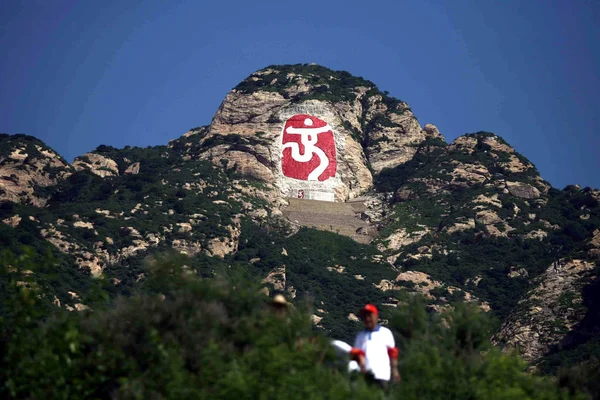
288, 189, 336, 202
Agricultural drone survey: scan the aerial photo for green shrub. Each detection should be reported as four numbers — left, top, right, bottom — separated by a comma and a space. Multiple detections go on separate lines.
0, 254, 588, 400
1, 255, 380, 399
390, 297, 584, 400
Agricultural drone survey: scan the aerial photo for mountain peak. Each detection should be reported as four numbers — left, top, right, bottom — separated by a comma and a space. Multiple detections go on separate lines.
195, 64, 443, 201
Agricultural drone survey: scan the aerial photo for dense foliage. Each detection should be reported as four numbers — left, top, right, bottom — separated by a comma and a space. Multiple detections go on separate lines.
0, 251, 591, 399
232, 222, 397, 343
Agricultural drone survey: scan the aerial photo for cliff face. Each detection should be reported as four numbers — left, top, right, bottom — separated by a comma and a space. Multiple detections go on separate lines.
0, 64, 598, 367
185, 65, 441, 201
492, 259, 598, 364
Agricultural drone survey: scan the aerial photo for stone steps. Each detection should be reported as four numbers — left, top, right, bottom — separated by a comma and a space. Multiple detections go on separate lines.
281, 198, 375, 244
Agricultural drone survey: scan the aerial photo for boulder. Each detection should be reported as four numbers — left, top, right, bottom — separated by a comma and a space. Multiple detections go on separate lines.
124, 162, 140, 175
506, 181, 541, 199
73, 153, 119, 178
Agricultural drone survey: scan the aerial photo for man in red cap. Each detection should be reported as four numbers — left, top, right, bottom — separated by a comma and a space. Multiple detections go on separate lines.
350, 304, 400, 390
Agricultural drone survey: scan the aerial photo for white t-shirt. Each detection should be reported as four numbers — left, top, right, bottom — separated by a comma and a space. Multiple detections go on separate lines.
353, 325, 395, 381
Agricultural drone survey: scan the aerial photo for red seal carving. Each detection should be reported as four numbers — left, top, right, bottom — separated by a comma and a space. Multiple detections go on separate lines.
281, 114, 336, 181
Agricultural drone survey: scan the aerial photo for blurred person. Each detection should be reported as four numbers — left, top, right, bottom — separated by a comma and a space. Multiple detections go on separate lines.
269, 293, 289, 317
350, 304, 400, 390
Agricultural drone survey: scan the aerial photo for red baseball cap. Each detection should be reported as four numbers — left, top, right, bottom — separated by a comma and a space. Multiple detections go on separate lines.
359, 304, 379, 316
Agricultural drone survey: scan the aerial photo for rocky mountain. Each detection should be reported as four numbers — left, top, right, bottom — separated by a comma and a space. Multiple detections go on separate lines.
0, 134, 72, 206
170, 64, 442, 201
0, 64, 598, 370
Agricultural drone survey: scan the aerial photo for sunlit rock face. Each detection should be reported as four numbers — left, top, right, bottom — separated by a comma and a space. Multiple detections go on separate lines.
493, 259, 597, 364
190, 64, 442, 202
0, 134, 72, 206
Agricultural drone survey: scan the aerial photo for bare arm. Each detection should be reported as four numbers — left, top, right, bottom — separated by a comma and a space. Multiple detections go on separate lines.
390, 351, 400, 383
387, 331, 401, 383
350, 347, 367, 373
351, 333, 367, 373
358, 354, 367, 373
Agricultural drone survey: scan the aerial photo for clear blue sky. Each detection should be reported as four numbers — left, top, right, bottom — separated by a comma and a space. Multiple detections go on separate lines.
1, 0, 598, 189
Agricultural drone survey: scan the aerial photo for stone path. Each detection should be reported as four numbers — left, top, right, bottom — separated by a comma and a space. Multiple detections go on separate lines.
281, 198, 375, 244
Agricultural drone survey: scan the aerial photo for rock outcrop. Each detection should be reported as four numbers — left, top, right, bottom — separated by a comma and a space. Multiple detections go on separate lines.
493, 259, 597, 364
262, 265, 286, 291
378, 270, 442, 299
41, 224, 106, 277
206, 217, 241, 258
0, 134, 72, 206
73, 153, 119, 177
377, 131, 556, 259
124, 162, 140, 175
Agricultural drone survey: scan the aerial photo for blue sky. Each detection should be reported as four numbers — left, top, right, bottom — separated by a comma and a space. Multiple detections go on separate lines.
1, 0, 598, 189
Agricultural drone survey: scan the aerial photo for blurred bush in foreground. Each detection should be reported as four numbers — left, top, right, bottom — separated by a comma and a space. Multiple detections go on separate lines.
0, 252, 590, 399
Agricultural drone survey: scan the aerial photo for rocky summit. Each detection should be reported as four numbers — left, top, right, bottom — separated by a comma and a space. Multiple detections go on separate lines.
1, 64, 598, 372
172, 64, 442, 201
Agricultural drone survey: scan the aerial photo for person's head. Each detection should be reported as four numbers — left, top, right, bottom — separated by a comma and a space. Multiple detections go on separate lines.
270, 294, 289, 316
359, 304, 379, 330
